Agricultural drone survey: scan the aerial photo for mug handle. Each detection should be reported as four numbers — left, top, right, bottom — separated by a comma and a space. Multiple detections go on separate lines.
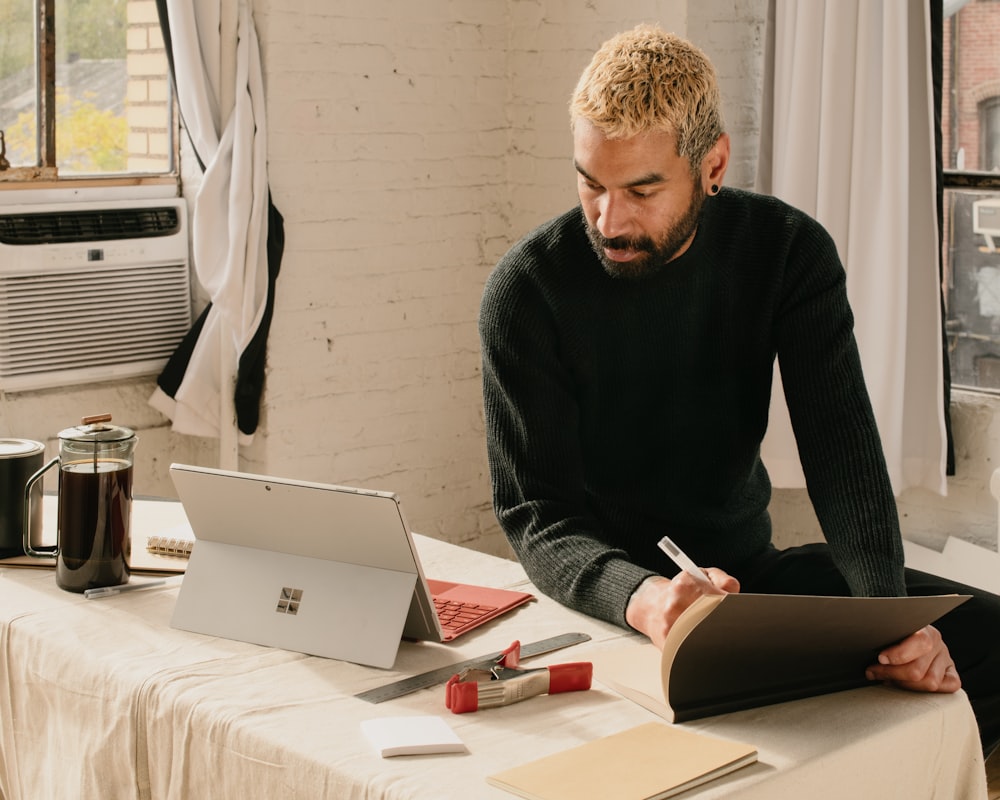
23, 457, 59, 558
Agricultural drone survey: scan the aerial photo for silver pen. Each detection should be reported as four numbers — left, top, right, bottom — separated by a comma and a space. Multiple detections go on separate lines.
657, 535, 717, 590
84, 579, 168, 599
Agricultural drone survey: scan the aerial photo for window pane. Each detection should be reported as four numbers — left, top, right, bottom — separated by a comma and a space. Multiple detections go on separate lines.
944, 189, 1000, 392
54, 0, 172, 176
984, 98, 1000, 172
54, 0, 126, 174
0, 0, 39, 168
123, 0, 174, 175
943, 2, 1000, 173
942, 1, 1000, 393
1, 0, 173, 177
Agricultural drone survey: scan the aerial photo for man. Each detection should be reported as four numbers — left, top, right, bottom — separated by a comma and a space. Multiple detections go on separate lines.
479, 24, 1000, 755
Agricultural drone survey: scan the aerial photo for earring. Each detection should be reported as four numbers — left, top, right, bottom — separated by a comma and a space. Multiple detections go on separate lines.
710, 184, 720, 195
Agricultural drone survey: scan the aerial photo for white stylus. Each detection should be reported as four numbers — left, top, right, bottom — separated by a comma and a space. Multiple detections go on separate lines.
84, 579, 168, 599
657, 535, 716, 589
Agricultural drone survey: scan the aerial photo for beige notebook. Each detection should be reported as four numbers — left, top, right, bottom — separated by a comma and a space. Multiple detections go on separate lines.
486, 721, 757, 800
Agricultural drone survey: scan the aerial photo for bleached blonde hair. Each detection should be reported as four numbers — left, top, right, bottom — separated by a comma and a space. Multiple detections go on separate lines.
570, 25, 725, 176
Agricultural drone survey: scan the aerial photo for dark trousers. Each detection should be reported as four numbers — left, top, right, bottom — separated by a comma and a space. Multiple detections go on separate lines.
735, 542, 1000, 757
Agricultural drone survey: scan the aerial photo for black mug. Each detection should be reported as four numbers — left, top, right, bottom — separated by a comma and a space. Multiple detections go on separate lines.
0, 439, 45, 558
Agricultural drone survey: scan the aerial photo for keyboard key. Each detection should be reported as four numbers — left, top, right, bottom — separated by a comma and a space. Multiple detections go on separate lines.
433, 597, 500, 631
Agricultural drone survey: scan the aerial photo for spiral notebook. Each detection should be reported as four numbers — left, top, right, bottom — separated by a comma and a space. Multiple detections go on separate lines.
147, 533, 195, 558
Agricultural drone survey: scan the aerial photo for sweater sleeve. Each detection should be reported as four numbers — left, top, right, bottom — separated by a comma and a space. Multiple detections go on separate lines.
479, 245, 655, 628
773, 219, 907, 597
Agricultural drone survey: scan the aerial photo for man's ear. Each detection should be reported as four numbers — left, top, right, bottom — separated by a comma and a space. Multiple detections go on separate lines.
702, 133, 731, 194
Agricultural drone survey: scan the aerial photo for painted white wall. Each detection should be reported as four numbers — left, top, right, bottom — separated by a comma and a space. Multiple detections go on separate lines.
2, 0, 996, 568
238, 0, 705, 556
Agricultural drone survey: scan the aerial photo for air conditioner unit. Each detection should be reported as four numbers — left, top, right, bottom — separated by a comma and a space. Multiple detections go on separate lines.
0, 197, 192, 391
973, 197, 1000, 251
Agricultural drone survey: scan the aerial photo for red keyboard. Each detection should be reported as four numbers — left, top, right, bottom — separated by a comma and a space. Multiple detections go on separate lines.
433, 597, 499, 634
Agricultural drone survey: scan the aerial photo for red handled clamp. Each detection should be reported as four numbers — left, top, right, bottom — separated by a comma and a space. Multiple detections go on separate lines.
445, 640, 592, 714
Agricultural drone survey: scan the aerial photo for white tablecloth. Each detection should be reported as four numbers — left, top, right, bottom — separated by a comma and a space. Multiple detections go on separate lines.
0, 502, 988, 800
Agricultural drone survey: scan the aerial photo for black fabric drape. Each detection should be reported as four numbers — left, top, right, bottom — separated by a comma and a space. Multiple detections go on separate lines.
235, 196, 284, 435
930, 0, 956, 476
153, 0, 284, 437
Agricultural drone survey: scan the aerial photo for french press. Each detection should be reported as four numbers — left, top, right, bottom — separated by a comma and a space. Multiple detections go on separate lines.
23, 414, 137, 592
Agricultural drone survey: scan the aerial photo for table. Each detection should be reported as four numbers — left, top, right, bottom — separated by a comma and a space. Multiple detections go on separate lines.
0, 501, 988, 800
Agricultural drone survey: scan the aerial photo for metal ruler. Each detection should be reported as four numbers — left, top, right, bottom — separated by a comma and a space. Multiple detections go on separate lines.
354, 631, 592, 703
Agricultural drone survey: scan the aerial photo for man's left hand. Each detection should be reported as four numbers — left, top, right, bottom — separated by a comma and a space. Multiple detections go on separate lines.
865, 624, 961, 693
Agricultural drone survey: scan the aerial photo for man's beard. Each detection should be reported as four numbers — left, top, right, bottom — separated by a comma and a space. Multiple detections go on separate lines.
586, 187, 706, 280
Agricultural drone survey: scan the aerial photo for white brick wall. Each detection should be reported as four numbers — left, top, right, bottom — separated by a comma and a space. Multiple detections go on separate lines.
247, 0, 771, 554
6, 0, 995, 563
688, 0, 769, 188
244, 0, 775, 556
254, 1, 511, 553
0, 0, 774, 557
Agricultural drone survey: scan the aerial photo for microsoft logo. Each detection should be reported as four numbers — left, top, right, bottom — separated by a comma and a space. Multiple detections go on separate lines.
276, 587, 303, 615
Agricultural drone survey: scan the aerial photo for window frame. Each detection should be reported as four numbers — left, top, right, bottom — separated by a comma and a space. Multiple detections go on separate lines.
939, 0, 1000, 397
0, 0, 179, 190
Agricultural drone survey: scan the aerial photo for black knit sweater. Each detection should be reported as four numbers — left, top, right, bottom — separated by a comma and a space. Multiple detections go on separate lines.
479, 188, 906, 630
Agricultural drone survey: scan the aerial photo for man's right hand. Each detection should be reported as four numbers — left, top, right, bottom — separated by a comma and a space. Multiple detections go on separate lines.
625, 570, 740, 649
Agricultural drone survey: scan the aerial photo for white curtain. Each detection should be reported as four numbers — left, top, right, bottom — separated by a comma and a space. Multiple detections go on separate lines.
149, 0, 273, 456
757, 0, 947, 496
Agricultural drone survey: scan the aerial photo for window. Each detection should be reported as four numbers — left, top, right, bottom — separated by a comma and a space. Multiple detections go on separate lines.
984, 97, 1000, 171
942, 0, 1000, 393
0, 0, 175, 181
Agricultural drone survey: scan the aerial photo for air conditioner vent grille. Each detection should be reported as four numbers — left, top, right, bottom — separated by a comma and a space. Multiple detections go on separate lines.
0, 197, 191, 391
0, 263, 192, 383
0, 206, 181, 245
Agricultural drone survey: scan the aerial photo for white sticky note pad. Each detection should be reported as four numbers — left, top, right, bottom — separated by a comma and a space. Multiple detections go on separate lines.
360, 715, 468, 758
